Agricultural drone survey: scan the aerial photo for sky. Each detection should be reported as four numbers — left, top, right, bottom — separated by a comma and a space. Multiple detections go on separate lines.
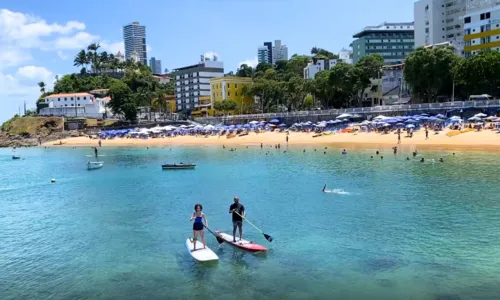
0, 0, 414, 123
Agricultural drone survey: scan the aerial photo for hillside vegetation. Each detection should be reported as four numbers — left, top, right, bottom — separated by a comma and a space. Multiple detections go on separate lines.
1, 116, 64, 137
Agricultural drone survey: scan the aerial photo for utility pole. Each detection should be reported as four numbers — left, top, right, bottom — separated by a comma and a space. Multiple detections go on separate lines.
24, 101, 26, 115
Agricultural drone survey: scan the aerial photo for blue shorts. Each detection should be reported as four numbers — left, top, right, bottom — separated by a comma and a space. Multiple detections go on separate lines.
193, 222, 204, 231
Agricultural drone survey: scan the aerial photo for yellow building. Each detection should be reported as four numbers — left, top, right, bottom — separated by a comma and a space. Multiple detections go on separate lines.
210, 76, 254, 114
164, 95, 176, 113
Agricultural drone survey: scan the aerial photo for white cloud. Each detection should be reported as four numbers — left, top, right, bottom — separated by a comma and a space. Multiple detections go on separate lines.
100, 41, 124, 54
0, 50, 32, 70
57, 51, 69, 60
16, 66, 53, 82
238, 57, 259, 69
53, 31, 99, 50
204, 51, 219, 60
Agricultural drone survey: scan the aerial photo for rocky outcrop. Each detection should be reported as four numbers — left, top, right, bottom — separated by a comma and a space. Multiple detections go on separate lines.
0, 131, 83, 147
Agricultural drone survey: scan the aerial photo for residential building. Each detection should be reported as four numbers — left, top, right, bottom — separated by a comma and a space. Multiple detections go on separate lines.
257, 41, 273, 64
272, 40, 288, 64
153, 74, 171, 84
303, 59, 342, 79
414, 0, 466, 54
149, 57, 162, 74
463, 0, 500, 57
351, 22, 415, 64
258, 47, 270, 64
210, 76, 254, 114
39, 92, 109, 118
123, 21, 147, 65
339, 48, 353, 64
172, 56, 224, 113
361, 64, 411, 107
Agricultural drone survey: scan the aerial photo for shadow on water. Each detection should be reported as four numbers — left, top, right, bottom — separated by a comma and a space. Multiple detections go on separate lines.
359, 256, 408, 274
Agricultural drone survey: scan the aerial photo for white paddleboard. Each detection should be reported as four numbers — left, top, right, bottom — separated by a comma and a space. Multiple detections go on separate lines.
185, 238, 218, 262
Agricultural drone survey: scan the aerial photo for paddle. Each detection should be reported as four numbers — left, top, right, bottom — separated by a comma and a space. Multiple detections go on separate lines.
233, 211, 273, 242
204, 225, 225, 244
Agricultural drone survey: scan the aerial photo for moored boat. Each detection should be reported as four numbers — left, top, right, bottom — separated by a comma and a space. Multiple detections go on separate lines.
12, 155, 20, 160
161, 163, 196, 170
87, 161, 104, 170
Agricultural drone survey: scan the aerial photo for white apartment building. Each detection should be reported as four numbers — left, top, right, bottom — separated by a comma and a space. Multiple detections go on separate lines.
172, 57, 224, 112
40, 93, 109, 118
414, 0, 466, 54
463, 0, 500, 56
303, 59, 341, 79
338, 48, 353, 64
272, 40, 288, 64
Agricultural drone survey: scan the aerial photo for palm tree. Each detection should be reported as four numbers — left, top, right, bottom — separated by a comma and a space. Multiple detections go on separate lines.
152, 90, 168, 121
38, 81, 46, 94
87, 43, 101, 74
74, 50, 88, 71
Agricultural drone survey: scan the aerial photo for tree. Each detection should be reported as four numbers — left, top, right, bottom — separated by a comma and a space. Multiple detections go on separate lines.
303, 94, 314, 110
214, 99, 238, 115
74, 50, 88, 71
404, 46, 459, 102
236, 64, 253, 77
107, 81, 137, 121
38, 81, 46, 94
453, 50, 500, 97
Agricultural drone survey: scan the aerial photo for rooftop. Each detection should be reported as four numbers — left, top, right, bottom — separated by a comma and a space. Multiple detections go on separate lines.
210, 76, 253, 83
353, 22, 414, 38
45, 92, 93, 98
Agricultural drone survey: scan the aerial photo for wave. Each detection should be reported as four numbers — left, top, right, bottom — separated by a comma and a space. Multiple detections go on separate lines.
323, 188, 351, 195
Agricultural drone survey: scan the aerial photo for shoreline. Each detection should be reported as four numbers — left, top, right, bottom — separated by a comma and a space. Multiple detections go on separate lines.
41, 130, 500, 151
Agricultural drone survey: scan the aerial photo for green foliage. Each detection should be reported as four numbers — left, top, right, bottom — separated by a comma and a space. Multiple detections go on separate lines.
36, 43, 174, 122
214, 99, 238, 114
404, 46, 459, 102
303, 95, 314, 110
453, 50, 500, 97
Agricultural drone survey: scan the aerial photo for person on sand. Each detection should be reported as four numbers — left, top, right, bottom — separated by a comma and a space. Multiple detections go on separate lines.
190, 204, 207, 251
229, 197, 245, 242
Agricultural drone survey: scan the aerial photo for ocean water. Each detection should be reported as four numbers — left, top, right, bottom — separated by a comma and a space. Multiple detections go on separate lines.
1, 145, 500, 300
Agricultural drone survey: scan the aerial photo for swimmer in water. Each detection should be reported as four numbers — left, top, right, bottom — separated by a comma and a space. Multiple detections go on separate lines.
342, 149, 347, 155
322, 184, 327, 192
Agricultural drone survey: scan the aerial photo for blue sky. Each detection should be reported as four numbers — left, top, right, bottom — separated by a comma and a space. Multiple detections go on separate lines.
0, 0, 414, 122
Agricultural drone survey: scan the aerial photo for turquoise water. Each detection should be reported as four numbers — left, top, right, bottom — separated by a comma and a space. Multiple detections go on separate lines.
1, 146, 500, 300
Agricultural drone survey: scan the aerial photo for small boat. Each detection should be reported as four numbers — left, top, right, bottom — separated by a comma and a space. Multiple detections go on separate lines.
87, 161, 104, 170
12, 155, 20, 160
161, 163, 196, 170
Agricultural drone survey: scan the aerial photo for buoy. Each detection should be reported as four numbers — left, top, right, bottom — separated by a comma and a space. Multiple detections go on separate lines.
51, 178, 56, 183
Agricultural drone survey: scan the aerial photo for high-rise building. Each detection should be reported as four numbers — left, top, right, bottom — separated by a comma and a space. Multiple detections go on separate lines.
257, 40, 288, 64
258, 47, 270, 64
414, 0, 466, 54
172, 55, 224, 113
272, 40, 288, 64
149, 57, 162, 74
351, 22, 415, 65
257, 42, 273, 64
463, 0, 500, 57
123, 21, 147, 65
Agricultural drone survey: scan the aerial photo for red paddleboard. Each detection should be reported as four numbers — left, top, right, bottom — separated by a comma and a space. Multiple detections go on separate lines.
216, 231, 267, 252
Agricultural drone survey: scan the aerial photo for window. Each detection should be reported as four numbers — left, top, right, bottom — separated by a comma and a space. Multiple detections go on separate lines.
64, 97, 67, 100
464, 17, 471, 23
235, 92, 238, 96
228, 91, 231, 97
235, 84, 237, 88
227, 83, 230, 88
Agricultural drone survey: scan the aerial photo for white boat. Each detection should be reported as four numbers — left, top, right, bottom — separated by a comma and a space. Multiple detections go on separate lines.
87, 161, 104, 170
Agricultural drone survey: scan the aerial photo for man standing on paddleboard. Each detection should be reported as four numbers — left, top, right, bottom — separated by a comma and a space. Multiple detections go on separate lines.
229, 196, 245, 242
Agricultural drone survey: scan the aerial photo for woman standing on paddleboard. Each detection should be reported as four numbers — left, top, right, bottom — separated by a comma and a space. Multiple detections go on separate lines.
190, 204, 208, 251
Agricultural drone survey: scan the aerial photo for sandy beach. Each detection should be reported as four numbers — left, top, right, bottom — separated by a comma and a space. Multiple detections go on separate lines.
43, 129, 500, 151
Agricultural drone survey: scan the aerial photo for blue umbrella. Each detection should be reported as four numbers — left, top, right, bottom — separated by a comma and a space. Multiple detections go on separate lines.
406, 124, 415, 128
278, 123, 287, 127
269, 119, 280, 123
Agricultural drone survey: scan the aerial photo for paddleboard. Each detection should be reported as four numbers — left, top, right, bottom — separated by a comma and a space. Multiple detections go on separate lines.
86, 155, 106, 157
216, 231, 267, 253
185, 238, 218, 262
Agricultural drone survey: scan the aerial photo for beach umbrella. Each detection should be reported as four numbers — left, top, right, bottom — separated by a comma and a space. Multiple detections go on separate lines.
406, 124, 415, 128
249, 120, 259, 124
435, 114, 446, 119
269, 119, 280, 123
336, 113, 352, 119
279, 123, 287, 127
420, 113, 429, 116
204, 124, 215, 130
468, 116, 482, 122
405, 119, 418, 123
360, 120, 371, 125
474, 113, 487, 118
